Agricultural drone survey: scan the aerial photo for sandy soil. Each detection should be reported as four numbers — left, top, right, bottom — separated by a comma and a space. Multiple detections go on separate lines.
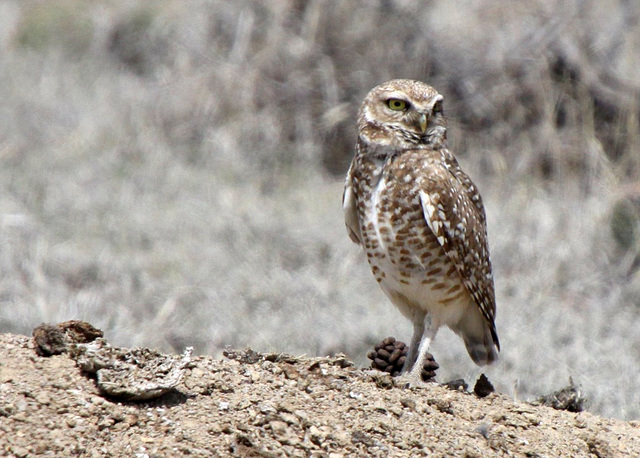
0, 331, 639, 457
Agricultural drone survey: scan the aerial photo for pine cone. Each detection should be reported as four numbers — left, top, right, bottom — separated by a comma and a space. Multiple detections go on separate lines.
367, 336, 407, 376
420, 353, 440, 382
367, 336, 439, 382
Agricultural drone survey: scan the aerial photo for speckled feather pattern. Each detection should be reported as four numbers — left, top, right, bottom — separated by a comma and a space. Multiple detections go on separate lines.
343, 79, 499, 369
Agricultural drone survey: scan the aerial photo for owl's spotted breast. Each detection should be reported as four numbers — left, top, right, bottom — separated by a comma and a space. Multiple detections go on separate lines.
351, 147, 471, 317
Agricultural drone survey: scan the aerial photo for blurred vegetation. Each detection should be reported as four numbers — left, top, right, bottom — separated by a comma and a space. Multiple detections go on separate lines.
15, 2, 93, 56
0, 0, 639, 419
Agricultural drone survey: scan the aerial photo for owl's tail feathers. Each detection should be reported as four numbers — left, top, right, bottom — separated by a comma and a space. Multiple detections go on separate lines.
464, 334, 499, 366
455, 309, 500, 366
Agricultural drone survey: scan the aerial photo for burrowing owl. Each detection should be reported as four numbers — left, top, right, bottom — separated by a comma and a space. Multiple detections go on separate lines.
343, 79, 499, 384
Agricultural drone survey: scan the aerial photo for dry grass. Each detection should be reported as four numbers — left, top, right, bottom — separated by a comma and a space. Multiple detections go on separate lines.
0, 0, 639, 419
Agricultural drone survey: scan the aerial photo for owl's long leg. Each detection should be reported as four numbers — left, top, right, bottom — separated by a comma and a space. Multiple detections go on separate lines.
405, 314, 438, 385
402, 318, 424, 374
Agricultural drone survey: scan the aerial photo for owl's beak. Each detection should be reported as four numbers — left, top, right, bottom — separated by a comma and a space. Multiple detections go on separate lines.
419, 113, 427, 134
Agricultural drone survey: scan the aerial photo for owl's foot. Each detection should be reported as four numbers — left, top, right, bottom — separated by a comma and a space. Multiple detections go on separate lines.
367, 336, 439, 382
395, 371, 428, 389
397, 355, 440, 388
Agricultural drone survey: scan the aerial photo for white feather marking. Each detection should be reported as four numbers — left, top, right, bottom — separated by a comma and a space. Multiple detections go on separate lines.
370, 173, 388, 250
420, 190, 447, 248
342, 178, 362, 245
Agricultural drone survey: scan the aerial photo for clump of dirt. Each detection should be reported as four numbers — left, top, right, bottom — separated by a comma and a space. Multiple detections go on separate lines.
533, 377, 588, 413
32, 320, 103, 356
69, 337, 192, 401
0, 330, 639, 457
473, 373, 495, 399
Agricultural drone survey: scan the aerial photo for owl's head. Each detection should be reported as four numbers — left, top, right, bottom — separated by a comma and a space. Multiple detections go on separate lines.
357, 79, 447, 150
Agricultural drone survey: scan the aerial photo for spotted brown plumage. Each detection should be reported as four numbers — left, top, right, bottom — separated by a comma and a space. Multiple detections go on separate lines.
343, 79, 499, 384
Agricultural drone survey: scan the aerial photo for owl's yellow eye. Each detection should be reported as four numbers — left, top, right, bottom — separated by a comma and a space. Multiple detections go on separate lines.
432, 99, 443, 115
387, 99, 408, 111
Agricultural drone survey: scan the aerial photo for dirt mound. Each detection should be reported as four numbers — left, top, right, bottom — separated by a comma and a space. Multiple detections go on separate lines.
0, 332, 638, 457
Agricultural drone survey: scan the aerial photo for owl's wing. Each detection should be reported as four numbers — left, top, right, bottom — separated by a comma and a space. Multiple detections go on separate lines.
442, 150, 487, 227
342, 162, 362, 245
418, 170, 499, 348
